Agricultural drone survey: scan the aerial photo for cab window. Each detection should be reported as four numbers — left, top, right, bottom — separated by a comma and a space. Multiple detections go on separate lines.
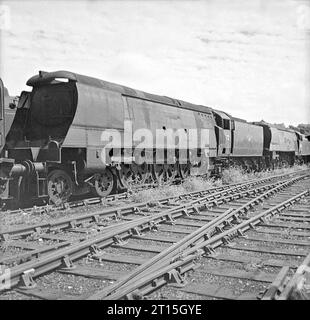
223, 119, 230, 130
214, 113, 223, 127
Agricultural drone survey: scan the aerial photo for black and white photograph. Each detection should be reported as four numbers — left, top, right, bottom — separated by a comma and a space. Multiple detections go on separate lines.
0, 0, 310, 305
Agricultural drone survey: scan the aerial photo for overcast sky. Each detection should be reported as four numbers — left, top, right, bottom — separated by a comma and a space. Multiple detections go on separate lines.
0, 0, 309, 125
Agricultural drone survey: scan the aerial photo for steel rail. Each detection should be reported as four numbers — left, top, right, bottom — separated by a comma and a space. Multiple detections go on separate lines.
0, 178, 290, 266
0, 182, 248, 240
103, 188, 310, 300
1, 170, 304, 240
262, 253, 310, 300
2, 168, 307, 216
2, 169, 307, 214
88, 176, 309, 300
277, 253, 310, 300
260, 266, 291, 300
1, 182, 160, 215
1, 174, 305, 291
0, 177, 289, 266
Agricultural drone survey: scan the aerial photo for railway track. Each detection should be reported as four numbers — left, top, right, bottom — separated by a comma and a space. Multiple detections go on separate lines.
144, 192, 310, 300
1, 170, 306, 241
0, 170, 309, 300
261, 253, 310, 300
2, 169, 308, 218
0, 175, 293, 266
0, 182, 161, 215
86, 175, 310, 300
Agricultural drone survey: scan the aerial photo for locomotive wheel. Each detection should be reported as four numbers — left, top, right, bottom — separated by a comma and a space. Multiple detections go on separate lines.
91, 169, 115, 197
281, 160, 289, 168
120, 163, 148, 189
47, 169, 73, 205
178, 163, 191, 179
153, 164, 177, 184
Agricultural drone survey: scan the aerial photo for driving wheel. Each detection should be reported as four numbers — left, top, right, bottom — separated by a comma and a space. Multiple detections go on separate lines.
91, 169, 115, 197
47, 169, 73, 204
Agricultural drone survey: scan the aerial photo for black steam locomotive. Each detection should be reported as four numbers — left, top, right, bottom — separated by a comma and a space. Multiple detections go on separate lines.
0, 71, 309, 207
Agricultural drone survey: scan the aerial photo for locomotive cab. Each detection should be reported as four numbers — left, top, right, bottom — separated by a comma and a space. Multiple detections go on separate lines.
212, 109, 233, 157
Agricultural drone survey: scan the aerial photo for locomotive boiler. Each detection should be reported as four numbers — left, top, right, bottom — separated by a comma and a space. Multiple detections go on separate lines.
0, 70, 308, 207
0, 71, 220, 206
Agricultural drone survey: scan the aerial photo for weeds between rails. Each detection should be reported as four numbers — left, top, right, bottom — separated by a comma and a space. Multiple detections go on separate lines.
0, 172, 308, 298
1, 165, 308, 230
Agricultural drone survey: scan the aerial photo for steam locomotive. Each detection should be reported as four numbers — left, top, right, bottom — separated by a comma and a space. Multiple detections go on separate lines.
0, 71, 309, 207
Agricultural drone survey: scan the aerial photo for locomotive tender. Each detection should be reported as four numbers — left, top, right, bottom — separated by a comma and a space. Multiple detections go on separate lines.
0, 70, 309, 206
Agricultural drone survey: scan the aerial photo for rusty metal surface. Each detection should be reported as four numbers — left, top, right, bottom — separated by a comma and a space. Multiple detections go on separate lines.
270, 128, 298, 152
232, 120, 264, 157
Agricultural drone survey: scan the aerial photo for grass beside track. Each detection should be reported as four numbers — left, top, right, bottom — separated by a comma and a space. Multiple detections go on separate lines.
221, 164, 309, 184
132, 164, 309, 203
0, 164, 308, 229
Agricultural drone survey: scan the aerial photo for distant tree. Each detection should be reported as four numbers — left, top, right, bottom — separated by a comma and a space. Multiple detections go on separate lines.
297, 124, 310, 135
250, 120, 310, 135
289, 125, 299, 132
272, 123, 287, 130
